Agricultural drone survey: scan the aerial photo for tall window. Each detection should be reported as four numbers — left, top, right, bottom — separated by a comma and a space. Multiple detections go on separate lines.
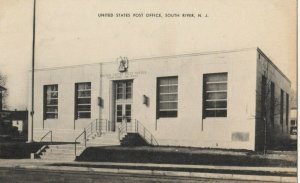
157, 76, 178, 118
280, 89, 284, 130
75, 82, 91, 119
270, 82, 275, 127
44, 85, 58, 119
203, 73, 228, 118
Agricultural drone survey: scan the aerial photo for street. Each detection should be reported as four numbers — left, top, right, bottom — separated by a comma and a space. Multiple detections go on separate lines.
0, 167, 264, 183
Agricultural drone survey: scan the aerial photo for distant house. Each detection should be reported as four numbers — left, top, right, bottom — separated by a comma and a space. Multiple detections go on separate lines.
10, 110, 28, 134
28, 48, 291, 151
0, 86, 28, 140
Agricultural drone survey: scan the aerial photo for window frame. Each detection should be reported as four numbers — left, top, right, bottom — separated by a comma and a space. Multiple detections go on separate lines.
156, 76, 178, 118
203, 72, 228, 118
75, 82, 91, 119
43, 84, 58, 120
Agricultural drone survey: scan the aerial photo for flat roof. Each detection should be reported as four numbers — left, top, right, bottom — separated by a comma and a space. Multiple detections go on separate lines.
32, 47, 290, 83
257, 47, 291, 84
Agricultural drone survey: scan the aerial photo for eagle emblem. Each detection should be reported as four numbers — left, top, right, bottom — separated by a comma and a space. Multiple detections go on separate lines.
117, 56, 129, 72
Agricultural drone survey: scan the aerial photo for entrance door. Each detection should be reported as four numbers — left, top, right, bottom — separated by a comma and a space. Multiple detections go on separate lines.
114, 80, 132, 131
115, 104, 132, 123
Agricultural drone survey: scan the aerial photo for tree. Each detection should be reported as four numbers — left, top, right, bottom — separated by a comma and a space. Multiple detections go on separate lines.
0, 72, 8, 110
256, 63, 282, 154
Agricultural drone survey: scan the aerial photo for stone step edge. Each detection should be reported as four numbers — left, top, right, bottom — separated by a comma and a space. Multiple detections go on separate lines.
9, 165, 297, 183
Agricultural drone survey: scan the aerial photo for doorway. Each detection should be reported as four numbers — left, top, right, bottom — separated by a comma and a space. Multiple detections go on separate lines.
113, 80, 133, 131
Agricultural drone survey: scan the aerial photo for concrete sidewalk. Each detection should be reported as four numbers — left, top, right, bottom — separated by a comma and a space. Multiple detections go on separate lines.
0, 159, 297, 182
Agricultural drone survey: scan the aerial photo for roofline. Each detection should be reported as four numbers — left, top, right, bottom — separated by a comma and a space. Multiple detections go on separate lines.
32, 47, 257, 72
257, 47, 291, 84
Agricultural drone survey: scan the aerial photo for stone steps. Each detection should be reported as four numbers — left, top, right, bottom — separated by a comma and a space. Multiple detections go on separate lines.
39, 144, 86, 161
39, 133, 122, 161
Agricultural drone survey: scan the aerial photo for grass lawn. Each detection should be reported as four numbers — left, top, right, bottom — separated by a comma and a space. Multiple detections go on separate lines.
0, 142, 44, 159
77, 145, 297, 167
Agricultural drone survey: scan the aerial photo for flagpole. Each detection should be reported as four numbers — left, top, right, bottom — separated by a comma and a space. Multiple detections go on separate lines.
29, 0, 36, 142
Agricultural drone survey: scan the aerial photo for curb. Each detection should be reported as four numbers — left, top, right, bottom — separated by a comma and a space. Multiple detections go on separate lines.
2, 164, 297, 183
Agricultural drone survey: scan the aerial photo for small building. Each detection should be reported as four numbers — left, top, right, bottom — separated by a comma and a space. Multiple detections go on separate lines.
28, 48, 291, 151
10, 110, 28, 134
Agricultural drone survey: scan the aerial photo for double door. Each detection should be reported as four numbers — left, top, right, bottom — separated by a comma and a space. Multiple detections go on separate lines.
115, 103, 131, 123
114, 80, 132, 127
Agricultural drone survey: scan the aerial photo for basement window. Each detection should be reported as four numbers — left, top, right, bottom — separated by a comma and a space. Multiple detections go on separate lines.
203, 73, 228, 118
75, 82, 91, 119
44, 84, 58, 119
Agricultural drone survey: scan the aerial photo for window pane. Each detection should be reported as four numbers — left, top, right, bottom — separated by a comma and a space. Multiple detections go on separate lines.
77, 98, 91, 104
46, 106, 58, 113
46, 113, 58, 119
78, 91, 91, 97
291, 120, 295, 126
205, 101, 227, 108
50, 92, 58, 98
205, 73, 227, 82
206, 92, 227, 100
159, 86, 178, 93
125, 105, 131, 122
216, 110, 227, 117
206, 83, 227, 91
47, 99, 58, 105
159, 102, 177, 110
126, 82, 132, 99
117, 93, 123, 99
159, 94, 178, 101
159, 111, 177, 117
78, 112, 91, 118
126, 93, 132, 99
77, 105, 91, 111
117, 110, 122, 116
78, 83, 91, 90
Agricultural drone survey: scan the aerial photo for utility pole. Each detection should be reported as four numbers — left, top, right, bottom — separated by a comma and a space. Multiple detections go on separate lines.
29, 0, 36, 142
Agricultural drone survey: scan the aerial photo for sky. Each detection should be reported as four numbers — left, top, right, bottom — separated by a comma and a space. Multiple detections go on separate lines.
0, 0, 297, 110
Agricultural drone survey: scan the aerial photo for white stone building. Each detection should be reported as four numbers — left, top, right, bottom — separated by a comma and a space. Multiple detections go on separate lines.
28, 48, 291, 151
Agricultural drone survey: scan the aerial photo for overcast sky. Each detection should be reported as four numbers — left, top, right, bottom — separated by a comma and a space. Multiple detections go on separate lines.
0, 0, 297, 110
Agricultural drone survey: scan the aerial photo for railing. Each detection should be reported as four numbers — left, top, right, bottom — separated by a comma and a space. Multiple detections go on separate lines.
85, 119, 112, 139
118, 119, 159, 146
74, 129, 86, 157
74, 119, 112, 156
40, 130, 52, 142
85, 119, 99, 139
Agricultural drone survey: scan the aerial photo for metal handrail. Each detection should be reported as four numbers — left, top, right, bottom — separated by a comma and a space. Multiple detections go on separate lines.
135, 120, 159, 146
85, 119, 98, 139
74, 129, 86, 156
118, 119, 159, 146
74, 118, 110, 157
40, 130, 52, 142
